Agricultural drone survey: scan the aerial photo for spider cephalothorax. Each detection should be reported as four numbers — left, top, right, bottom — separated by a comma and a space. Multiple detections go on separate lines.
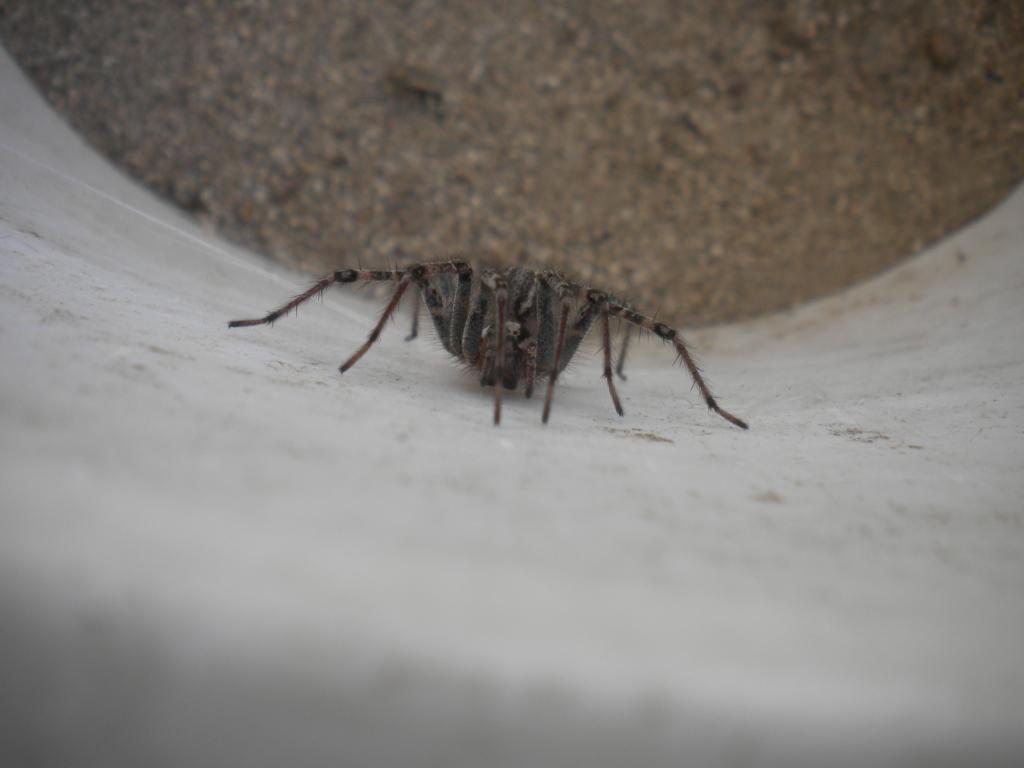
229, 260, 748, 429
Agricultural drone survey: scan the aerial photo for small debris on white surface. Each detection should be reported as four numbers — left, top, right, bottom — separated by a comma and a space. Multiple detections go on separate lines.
1, 50, 1022, 767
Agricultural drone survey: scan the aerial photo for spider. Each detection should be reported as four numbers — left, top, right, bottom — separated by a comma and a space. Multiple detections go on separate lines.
228, 261, 748, 429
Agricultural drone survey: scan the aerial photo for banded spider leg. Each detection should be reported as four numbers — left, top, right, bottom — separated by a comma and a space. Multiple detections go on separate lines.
589, 289, 748, 430
227, 261, 469, 374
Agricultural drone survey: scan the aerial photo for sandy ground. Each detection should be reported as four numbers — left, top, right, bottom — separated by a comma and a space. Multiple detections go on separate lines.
2, 1, 1022, 325
2, 45, 1024, 768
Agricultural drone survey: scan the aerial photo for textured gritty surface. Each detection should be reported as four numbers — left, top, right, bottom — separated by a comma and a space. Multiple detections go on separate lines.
2, 0, 1023, 326
2, 48, 1024, 767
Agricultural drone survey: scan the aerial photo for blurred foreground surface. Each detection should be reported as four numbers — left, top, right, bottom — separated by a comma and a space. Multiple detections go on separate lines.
1, 48, 1023, 767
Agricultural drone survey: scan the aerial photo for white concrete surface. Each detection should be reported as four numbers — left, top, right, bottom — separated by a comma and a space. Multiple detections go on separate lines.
1, 48, 1023, 767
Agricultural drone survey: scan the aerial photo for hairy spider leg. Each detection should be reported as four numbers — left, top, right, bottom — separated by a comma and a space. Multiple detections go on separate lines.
602, 299, 748, 430
615, 328, 630, 381
227, 262, 467, 329
473, 270, 513, 424
339, 273, 414, 373
477, 270, 508, 422
405, 289, 420, 341
490, 273, 508, 425
600, 301, 625, 416
227, 274, 338, 328
535, 273, 598, 423
541, 288, 573, 424
228, 261, 472, 378
545, 274, 598, 374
